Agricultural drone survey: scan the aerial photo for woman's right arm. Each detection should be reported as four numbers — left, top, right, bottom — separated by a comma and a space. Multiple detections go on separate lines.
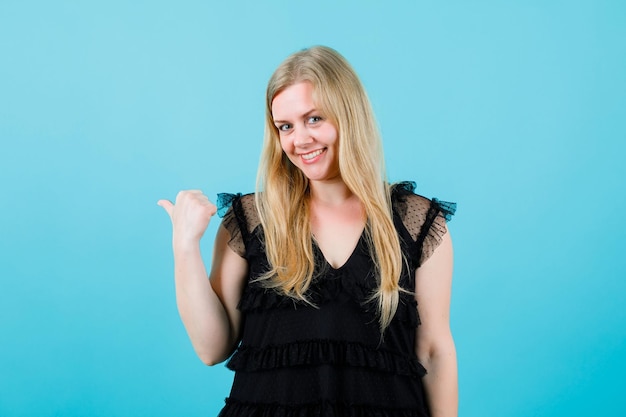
159, 190, 248, 365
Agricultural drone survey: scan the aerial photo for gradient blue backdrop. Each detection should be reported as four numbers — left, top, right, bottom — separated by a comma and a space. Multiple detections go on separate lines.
1, 1, 624, 416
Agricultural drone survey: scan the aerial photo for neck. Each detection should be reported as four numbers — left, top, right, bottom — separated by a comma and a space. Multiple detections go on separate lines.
308, 178, 355, 207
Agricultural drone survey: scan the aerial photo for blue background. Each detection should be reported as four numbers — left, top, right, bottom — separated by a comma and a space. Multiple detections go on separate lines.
1, 1, 625, 416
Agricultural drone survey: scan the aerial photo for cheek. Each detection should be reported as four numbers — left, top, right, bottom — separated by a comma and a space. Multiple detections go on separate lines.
278, 135, 294, 157
323, 124, 339, 144
327, 132, 339, 148
278, 136, 288, 152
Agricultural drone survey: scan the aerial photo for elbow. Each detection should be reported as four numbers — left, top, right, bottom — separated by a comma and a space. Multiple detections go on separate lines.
417, 333, 456, 368
192, 328, 239, 366
200, 357, 222, 367
196, 342, 236, 366
198, 351, 226, 366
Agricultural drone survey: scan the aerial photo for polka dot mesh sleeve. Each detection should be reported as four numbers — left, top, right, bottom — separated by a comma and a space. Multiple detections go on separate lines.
217, 193, 260, 258
392, 182, 456, 267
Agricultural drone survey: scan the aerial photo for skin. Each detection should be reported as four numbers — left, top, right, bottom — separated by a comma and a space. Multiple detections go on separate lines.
416, 232, 458, 417
158, 191, 247, 364
159, 81, 457, 417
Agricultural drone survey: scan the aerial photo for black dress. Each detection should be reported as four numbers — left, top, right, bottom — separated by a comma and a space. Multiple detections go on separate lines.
215, 182, 455, 417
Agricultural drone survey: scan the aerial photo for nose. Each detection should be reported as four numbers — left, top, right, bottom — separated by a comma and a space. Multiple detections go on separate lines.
293, 125, 313, 148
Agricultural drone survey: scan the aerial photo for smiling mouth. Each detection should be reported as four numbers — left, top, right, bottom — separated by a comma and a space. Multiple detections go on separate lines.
301, 148, 325, 160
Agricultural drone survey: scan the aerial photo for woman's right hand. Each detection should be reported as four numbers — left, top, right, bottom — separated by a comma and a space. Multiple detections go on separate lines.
157, 190, 217, 247
158, 190, 245, 364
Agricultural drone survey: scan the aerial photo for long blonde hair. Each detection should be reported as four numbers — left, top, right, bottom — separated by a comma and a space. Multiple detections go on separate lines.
255, 46, 404, 332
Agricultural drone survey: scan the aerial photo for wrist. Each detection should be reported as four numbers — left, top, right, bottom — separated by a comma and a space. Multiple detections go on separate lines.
172, 236, 201, 254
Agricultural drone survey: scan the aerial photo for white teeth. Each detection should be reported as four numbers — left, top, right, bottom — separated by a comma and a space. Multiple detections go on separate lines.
302, 149, 324, 160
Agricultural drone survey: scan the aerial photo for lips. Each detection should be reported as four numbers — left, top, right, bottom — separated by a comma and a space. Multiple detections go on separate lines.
301, 148, 325, 160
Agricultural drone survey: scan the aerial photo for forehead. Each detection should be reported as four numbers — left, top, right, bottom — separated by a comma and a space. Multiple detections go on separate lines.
271, 82, 317, 119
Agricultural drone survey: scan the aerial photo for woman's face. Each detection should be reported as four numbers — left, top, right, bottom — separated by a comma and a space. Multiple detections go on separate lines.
271, 82, 340, 184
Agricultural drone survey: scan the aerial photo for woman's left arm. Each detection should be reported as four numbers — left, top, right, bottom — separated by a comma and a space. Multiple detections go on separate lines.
415, 229, 458, 417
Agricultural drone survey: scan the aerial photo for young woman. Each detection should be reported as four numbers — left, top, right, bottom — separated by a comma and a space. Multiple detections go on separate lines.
159, 46, 458, 417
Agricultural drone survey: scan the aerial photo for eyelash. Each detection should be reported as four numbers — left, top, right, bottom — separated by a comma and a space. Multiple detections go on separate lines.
277, 116, 323, 132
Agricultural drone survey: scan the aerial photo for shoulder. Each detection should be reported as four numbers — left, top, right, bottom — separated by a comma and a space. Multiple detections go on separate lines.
217, 192, 260, 257
392, 186, 432, 230
234, 193, 259, 233
218, 192, 259, 227
390, 181, 456, 267
391, 182, 453, 235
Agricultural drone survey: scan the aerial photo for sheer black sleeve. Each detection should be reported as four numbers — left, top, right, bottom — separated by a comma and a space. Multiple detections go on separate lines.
391, 181, 456, 267
216, 192, 260, 258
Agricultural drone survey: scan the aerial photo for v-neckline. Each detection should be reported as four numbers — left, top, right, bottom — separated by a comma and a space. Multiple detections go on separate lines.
312, 228, 366, 271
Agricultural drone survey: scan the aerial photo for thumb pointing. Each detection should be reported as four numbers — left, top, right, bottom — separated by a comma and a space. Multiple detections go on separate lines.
157, 199, 174, 218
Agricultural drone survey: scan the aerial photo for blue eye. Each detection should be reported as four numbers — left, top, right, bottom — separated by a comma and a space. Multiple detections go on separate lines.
308, 116, 322, 124
278, 123, 292, 132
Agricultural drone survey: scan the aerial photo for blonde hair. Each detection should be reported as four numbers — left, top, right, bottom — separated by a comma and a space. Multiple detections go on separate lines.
255, 46, 404, 332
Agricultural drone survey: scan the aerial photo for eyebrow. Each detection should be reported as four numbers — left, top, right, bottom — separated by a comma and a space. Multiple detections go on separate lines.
273, 108, 318, 125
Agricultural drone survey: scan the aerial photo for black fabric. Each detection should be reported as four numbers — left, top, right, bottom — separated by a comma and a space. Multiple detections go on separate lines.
216, 182, 455, 417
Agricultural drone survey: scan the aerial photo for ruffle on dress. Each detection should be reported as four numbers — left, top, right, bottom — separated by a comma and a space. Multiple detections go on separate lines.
391, 181, 456, 222
217, 192, 242, 218
236, 271, 419, 328
391, 181, 456, 268
219, 399, 430, 417
217, 192, 253, 257
227, 339, 426, 378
